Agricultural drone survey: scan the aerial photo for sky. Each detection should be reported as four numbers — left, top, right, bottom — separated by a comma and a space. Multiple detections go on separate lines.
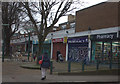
56, 0, 108, 26
83, 0, 107, 7
19, 0, 108, 33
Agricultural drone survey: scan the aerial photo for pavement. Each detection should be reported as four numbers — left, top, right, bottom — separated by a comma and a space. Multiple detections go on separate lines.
1, 58, 120, 83
20, 61, 119, 76
0, 58, 2, 84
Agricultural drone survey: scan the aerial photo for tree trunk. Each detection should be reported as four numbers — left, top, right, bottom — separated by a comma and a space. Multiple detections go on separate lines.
4, 26, 11, 58
36, 38, 44, 64
2, 2, 10, 58
4, 37, 10, 58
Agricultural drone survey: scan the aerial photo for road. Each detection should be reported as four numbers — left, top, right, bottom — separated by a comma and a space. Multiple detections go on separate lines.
2, 59, 120, 83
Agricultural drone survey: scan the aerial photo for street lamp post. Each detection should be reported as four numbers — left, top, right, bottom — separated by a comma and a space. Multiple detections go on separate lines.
65, 31, 68, 61
50, 33, 53, 59
50, 33, 53, 74
88, 27, 91, 63
28, 33, 30, 61
24, 33, 27, 53
65, 31, 71, 72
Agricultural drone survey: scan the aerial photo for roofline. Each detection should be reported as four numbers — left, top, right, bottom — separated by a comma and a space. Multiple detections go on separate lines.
76, 1, 107, 13
59, 20, 75, 26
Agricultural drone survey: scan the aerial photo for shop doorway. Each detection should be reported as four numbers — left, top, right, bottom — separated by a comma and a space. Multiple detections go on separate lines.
112, 41, 120, 63
68, 43, 88, 62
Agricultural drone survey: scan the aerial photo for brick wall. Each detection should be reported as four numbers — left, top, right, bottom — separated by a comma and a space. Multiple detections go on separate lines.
76, 2, 120, 32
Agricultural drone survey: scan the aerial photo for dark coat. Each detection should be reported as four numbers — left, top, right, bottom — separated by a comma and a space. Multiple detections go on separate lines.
40, 54, 50, 68
56, 51, 61, 61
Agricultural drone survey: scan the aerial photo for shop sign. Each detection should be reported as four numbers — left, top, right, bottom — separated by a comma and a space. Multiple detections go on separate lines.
33, 40, 51, 44
68, 36, 88, 43
91, 33, 117, 40
52, 38, 63, 43
63, 37, 68, 43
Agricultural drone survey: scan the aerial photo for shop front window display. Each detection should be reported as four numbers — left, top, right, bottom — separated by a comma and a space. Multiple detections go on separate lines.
92, 41, 120, 64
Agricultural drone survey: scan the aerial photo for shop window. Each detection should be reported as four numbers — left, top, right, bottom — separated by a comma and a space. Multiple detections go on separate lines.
95, 42, 102, 61
92, 41, 120, 64
103, 42, 111, 62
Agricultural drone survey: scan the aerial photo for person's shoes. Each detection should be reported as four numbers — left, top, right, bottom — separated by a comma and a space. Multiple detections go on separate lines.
41, 76, 46, 80
41, 77, 45, 80
44, 76, 46, 79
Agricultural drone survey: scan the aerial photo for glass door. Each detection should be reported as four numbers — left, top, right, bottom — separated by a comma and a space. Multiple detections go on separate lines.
94, 42, 102, 62
112, 41, 120, 63
103, 42, 111, 63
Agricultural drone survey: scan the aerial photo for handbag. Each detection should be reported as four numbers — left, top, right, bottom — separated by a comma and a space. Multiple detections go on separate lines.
39, 55, 43, 64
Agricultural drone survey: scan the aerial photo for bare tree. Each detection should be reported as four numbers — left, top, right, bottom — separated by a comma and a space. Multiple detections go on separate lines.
22, 0, 84, 62
2, 2, 23, 57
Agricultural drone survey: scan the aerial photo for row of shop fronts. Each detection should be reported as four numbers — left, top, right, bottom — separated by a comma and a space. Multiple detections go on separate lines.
10, 2, 120, 64
11, 29, 120, 64
29, 36, 89, 62
32, 36, 89, 62
52, 32, 120, 64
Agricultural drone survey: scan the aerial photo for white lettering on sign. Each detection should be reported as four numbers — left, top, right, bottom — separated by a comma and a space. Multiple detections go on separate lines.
52, 38, 63, 43
97, 34, 114, 39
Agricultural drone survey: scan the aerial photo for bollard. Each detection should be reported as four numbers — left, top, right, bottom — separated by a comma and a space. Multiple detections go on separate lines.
82, 61, 84, 71
118, 55, 120, 69
2, 28, 5, 62
50, 60, 53, 74
109, 59, 112, 69
68, 61, 71, 72
2, 43, 4, 62
96, 60, 99, 70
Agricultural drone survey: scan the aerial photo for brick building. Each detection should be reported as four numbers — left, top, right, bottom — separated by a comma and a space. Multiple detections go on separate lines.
76, 2, 120, 32
73, 2, 120, 63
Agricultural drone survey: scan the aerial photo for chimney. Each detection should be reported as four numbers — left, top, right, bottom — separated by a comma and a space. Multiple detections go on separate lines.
68, 14, 75, 22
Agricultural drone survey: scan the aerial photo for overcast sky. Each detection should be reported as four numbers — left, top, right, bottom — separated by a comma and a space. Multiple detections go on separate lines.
56, 0, 107, 26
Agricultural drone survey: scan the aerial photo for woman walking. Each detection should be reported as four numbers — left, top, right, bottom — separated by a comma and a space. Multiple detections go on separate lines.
40, 52, 50, 80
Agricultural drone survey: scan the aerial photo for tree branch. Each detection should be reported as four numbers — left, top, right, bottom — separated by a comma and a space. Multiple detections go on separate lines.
22, 2, 39, 35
